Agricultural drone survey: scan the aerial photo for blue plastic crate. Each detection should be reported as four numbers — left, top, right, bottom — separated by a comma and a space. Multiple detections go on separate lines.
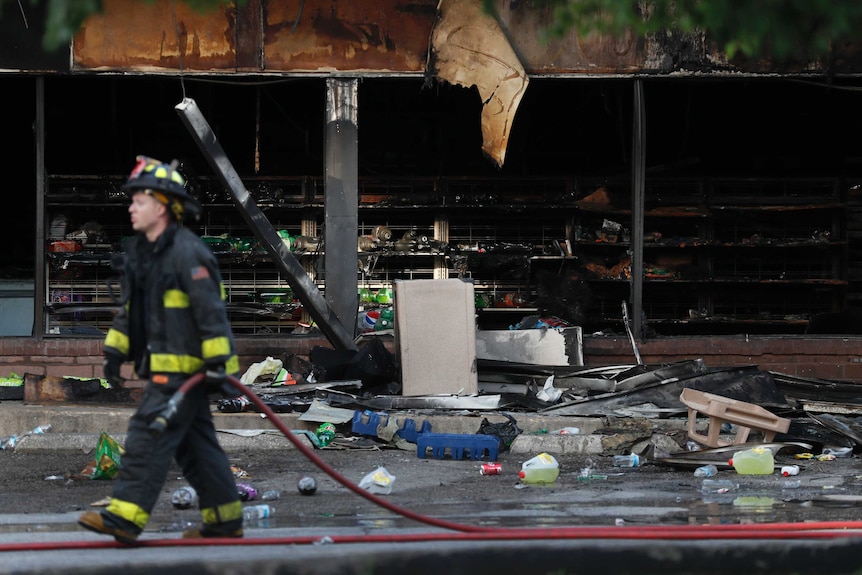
416, 433, 500, 461
396, 418, 432, 443
351, 410, 432, 444
351, 410, 389, 436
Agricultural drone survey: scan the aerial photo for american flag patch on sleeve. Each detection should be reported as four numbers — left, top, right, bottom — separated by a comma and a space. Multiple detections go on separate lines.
191, 266, 210, 280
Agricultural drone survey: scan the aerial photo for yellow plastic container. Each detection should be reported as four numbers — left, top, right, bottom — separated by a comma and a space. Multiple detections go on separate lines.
729, 447, 774, 475
518, 453, 560, 484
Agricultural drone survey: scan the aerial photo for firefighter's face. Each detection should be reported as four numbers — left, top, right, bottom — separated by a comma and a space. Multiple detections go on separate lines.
129, 191, 167, 235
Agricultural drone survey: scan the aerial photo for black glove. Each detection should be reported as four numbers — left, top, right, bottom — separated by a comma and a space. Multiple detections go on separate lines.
205, 364, 240, 398
103, 353, 125, 387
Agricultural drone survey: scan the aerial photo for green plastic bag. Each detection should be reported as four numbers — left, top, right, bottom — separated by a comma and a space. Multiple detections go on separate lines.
91, 432, 125, 480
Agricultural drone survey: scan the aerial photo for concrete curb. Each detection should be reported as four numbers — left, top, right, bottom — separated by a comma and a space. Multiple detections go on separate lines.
0, 402, 691, 456
13, 431, 315, 454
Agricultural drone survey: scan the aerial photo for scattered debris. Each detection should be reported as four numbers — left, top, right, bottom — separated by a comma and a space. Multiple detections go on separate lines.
358, 466, 395, 495
84, 431, 124, 480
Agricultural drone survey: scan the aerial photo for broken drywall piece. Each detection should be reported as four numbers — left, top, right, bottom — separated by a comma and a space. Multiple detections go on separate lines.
429, 0, 529, 166
475, 327, 584, 366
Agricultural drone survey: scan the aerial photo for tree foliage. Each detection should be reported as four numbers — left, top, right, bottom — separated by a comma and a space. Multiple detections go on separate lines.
568, 0, 862, 60
489, 0, 862, 60
9, 0, 862, 59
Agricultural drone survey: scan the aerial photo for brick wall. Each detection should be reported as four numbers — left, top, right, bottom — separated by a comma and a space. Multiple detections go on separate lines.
2, 335, 862, 385
0, 336, 333, 389
584, 336, 862, 382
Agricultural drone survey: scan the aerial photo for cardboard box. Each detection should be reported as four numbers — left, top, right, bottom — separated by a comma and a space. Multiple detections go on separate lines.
394, 279, 478, 396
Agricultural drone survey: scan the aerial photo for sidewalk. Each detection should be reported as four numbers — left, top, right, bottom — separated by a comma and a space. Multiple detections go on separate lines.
0, 399, 688, 455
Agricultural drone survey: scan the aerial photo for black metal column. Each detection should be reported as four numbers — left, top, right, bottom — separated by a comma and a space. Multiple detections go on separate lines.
324, 78, 359, 336
631, 80, 646, 340
34, 76, 45, 339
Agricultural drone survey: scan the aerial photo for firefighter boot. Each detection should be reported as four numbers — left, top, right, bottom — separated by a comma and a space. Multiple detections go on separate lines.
78, 510, 140, 545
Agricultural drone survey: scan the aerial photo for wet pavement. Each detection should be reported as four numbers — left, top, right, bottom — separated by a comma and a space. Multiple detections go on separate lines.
1, 444, 862, 573
3, 403, 862, 573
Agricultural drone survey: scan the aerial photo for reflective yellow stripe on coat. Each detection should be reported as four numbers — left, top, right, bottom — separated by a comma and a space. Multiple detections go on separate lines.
149, 353, 204, 374
163, 289, 190, 308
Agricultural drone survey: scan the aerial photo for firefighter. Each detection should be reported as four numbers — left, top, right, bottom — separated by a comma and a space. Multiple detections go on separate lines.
78, 156, 243, 544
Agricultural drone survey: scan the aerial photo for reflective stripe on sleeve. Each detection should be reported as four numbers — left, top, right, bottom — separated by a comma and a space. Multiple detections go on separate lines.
225, 355, 240, 375
105, 329, 129, 355
163, 289, 190, 308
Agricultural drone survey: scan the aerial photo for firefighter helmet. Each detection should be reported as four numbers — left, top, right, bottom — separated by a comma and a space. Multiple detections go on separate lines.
121, 156, 201, 220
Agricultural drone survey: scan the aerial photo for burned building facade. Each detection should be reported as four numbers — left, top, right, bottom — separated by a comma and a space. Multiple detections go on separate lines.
3, 0, 862, 382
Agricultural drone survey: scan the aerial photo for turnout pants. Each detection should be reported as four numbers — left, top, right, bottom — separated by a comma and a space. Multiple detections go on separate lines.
103, 379, 242, 534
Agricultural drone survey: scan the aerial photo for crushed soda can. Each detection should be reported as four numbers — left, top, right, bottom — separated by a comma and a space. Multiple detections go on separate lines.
480, 462, 502, 475
236, 482, 257, 501
171, 486, 198, 509
316, 422, 336, 447
297, 476, 317, 495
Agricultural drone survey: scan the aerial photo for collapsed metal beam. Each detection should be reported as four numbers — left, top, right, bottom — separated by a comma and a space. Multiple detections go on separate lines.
175, 97, 358, 352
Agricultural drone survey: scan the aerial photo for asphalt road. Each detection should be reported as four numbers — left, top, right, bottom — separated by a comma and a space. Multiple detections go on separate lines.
2, 444, 862, 573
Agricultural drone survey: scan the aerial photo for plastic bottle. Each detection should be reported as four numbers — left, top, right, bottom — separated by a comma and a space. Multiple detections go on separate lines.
780, 465, 800, 477
823, 446, 853, 458
242, 504, 275, 521
518, 453, 560, 484
261, 490, 281, 501
375, 288, 393, 304
613, 453, 641, 468
0, 435, 18, 450
693, 464, 718, 478
729, 446, 774, 475
236, 482, 257, 501
372, 225, 392, 241
374, 307, 394, 331
30, 424, 52, 435
363, 310, 380, 331
358, 288, 375, 304
171, 486, 198, 509
356, 311, 370, 332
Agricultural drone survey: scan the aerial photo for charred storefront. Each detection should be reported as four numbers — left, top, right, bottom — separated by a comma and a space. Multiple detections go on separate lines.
3, 0, 862, 381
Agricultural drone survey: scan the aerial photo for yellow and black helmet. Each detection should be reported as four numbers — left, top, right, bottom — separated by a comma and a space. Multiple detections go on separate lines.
121, 156, 201, 220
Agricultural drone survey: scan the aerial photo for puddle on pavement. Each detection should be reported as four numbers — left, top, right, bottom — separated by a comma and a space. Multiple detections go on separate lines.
5, 484, 862, 536
142, 492, 862, 532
